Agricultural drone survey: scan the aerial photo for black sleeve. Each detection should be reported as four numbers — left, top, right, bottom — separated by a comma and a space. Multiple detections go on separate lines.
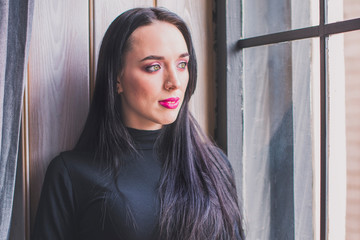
32, 155, 77, 240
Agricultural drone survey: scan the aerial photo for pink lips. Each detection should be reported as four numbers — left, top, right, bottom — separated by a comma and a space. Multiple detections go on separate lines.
159, 97, 180, 109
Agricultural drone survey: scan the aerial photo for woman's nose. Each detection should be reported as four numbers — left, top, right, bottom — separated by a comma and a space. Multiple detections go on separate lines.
164, 67, 181, 90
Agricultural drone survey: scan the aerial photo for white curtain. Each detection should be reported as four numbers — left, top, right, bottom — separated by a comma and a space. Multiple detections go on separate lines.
242, 0, 314, 239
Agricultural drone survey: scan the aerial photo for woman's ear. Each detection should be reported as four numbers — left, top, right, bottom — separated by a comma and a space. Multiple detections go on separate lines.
116, 76, 123, 94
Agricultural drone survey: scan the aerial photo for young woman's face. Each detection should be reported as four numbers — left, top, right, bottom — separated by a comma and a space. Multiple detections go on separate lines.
117, 21, 189, 130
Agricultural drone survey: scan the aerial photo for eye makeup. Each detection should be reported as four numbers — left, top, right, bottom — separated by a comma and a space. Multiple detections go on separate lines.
145, 64, 161, 73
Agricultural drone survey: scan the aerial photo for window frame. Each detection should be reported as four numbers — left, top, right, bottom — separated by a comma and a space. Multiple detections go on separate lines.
215, 0, 360, 239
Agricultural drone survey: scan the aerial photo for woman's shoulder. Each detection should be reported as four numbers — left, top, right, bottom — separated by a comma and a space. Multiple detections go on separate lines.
208, 144, 228, 159
47, 150, 93, 171
59, 148, 94, 163
46, 150, 109, 202
46, 150, 100, 185
58, 149, 95, 162
208, 145, 235, 171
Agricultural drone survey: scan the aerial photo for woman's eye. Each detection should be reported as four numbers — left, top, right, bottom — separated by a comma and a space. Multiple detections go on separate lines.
178, 62, 187, 69
145, 64, 161, 73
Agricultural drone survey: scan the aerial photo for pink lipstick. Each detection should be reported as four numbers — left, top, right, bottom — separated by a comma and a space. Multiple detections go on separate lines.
159, 97, 180, 109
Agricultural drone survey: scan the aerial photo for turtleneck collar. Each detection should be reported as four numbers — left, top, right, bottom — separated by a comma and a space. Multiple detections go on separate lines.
127, 128, 161, 150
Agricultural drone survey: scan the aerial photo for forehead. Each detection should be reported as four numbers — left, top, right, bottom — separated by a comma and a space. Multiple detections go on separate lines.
127, 21, 188, 55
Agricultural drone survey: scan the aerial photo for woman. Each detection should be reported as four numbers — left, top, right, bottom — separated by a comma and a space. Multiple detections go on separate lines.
32, 7, 245, 240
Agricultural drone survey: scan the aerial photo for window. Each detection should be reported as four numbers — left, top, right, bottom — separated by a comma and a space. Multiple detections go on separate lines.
215, 0, 360, 239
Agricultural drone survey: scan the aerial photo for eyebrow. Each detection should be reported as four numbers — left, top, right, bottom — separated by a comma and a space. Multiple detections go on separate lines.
140, 53, 190, 62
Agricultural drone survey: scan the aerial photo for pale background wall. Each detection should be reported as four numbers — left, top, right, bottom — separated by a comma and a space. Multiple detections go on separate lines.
344, 1, 360, 239
16, 1, 215, 239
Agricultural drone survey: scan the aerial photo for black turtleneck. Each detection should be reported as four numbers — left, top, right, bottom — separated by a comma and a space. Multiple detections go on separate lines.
32, 128, 162, 240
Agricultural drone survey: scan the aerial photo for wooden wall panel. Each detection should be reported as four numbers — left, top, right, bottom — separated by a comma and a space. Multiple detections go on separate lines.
93, 0, 153, 89
28, 0, 90, 229
157, 0, 216, 136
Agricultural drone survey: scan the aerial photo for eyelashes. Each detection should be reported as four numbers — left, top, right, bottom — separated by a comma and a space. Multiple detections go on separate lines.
178, 62, 187, 70
144, 61, 188, 73
145, 64, 161, 73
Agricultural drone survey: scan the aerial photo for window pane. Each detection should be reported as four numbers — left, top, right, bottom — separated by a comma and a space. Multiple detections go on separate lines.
242, 38, 319, 239
344, 30, 360, 240
344, 0, 360, 21
327, 30, 360, 239
328, 0, 360, 23
242, 0, 319, 38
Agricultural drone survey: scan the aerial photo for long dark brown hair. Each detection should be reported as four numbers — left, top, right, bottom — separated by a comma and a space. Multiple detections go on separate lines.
76, 7, 245, 240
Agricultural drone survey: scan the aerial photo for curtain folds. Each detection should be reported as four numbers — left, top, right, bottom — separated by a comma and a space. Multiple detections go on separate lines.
0, 0, 34, 239
242, 0, 314, 238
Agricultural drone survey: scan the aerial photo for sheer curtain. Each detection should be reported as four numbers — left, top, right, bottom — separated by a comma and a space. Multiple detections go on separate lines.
242, 0, 314, 239
0, 0, 33, 239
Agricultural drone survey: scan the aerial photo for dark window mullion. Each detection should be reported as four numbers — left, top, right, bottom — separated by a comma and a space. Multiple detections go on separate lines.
320, 0, 328, 239
237, 18, 360, 49
320, 34, 328, 240
237, 26, 319, 48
